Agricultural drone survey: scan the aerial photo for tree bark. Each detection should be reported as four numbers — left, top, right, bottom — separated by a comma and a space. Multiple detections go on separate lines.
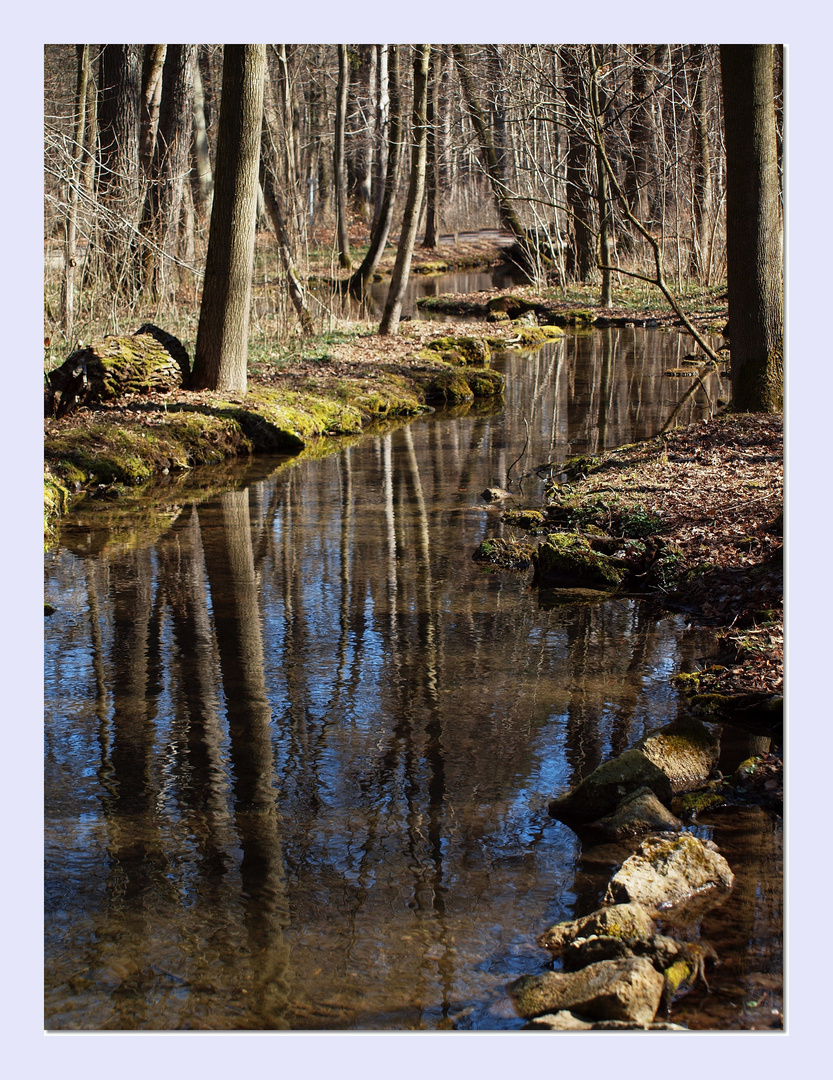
720, 45, 783, 412
139, 45, 167, 175
191, 45, 266, 392
334, 44, 352, 269
379, 45, 430, 336
191, 60, 214, 217
590, 46, 613, 307
561, 47, 594, 280
689, 44, 714, 280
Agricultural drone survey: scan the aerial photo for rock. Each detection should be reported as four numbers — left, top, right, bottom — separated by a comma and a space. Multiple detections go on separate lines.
633, 718, 720, 793
472, 537, 533, 569
548, 749, 673, 826
481, 487, 512, 502
579, 786, 683, 842
525, 1012, 687, 1031
538, 902, 657, 957
533, 533, 627, 591
605, 833, 734, 911
508, 957, 665, 1025
425, 335, 491, 366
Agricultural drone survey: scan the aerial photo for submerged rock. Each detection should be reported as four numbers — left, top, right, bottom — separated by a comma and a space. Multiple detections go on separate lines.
538, 902, 657, 957
605, 833, 734, 912
579, 785, 683, 842
633, 717, 720, 793
525, 1011, 687, 1031
548, 749, 674, 826
508, 957, 665, 1025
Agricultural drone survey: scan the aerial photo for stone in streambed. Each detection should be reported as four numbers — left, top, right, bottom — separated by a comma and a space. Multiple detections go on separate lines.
579, 786, 683, 842
508, 957, 665, 1025
537, 902, 657, 958
548, 749, 673, 826
605, 832, 734, 911
632, 717, 720, 793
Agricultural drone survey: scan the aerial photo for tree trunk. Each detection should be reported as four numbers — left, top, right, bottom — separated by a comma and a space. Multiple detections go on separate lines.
689, 44, 714, 281
421, 52, 439, 248
590, 46, 613, 307
139, 45, 167, 175
191, 61, 214, 217
561, 47, 594, 280
379, 45, 430, 336
141, 44, 197, 300
372, 45, 390, 228
97, 45, 142, 292
191, 45, 266, 392
348, 45, 402, 295
720, 45, 783, 412
334, 44, 352, 269
260, 113, 315, 333
61, 44, 90, 341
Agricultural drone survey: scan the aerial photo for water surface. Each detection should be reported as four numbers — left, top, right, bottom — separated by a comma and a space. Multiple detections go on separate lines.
44, 332, 780, 1030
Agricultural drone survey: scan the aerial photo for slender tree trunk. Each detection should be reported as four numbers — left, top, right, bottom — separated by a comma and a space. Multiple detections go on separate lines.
720, 45, 783, 412
379, 45, 430, 336
334, 44, 352, 268
191, 61, 214, 217
690, 44, 714, 281
590, 46, 613, 307
141, 44, 197, 300
191, 45, 266, 392
422, 52, 439, 248
62, 44, 89, 340
372, 45, 389, 228
260, 114, 315, 333
139, 45, 167, 174
348, 45, 402, 294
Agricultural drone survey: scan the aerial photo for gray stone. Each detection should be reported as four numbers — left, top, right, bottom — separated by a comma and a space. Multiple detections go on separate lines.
581, 786, 683, 841
538, 902, 657, 957
508, 957, 665, 1025
633, 718, 720, 793
548, 749, 673, 826
605, 833, 734, 911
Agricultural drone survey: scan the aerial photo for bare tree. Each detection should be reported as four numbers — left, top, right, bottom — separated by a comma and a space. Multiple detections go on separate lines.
379, 45, 431, 336
334, 44, 352, 269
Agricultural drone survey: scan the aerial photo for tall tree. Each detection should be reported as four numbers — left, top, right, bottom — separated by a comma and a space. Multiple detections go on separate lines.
720, 44, 783, 412
334, 44, 352, 269
191, 45, 266, 392
61, 45, 90, 340
379, 45, 431, 336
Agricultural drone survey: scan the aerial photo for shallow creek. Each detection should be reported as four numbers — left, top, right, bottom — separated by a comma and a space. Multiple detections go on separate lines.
44, 331, 782, 1030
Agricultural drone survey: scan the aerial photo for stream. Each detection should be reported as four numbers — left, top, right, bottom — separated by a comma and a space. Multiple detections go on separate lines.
44, 320, 782, 1031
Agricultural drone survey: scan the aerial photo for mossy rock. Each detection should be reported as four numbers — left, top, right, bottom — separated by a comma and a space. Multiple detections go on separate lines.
413, 260, 449, 274
549, 309, 596, 329
632, 717, 720, 794
472, 536, 534, 569
548, 749, 674, 826
486, 310, 511, 323
513, 325, 565, 345
425, 335, 491, 366
538, 903, 657, 957
604, 833, 734, 911
503, 508, 547, 531
533, 532, 627, 591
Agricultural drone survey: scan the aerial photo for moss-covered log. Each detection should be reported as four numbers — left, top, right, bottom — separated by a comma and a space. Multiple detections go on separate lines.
45, 324, 189, 418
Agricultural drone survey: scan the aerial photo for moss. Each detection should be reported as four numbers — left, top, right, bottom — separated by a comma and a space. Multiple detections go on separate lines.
663, 959, 693, 998
671, 671, 702, 691
503, 508, 547, 531
514, 325, 565, 345
533, 532, 627, 590
472, 537, 533, 569
676, 790, 726, 817
425, 335, 491, 366
412, 260, 449, 275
